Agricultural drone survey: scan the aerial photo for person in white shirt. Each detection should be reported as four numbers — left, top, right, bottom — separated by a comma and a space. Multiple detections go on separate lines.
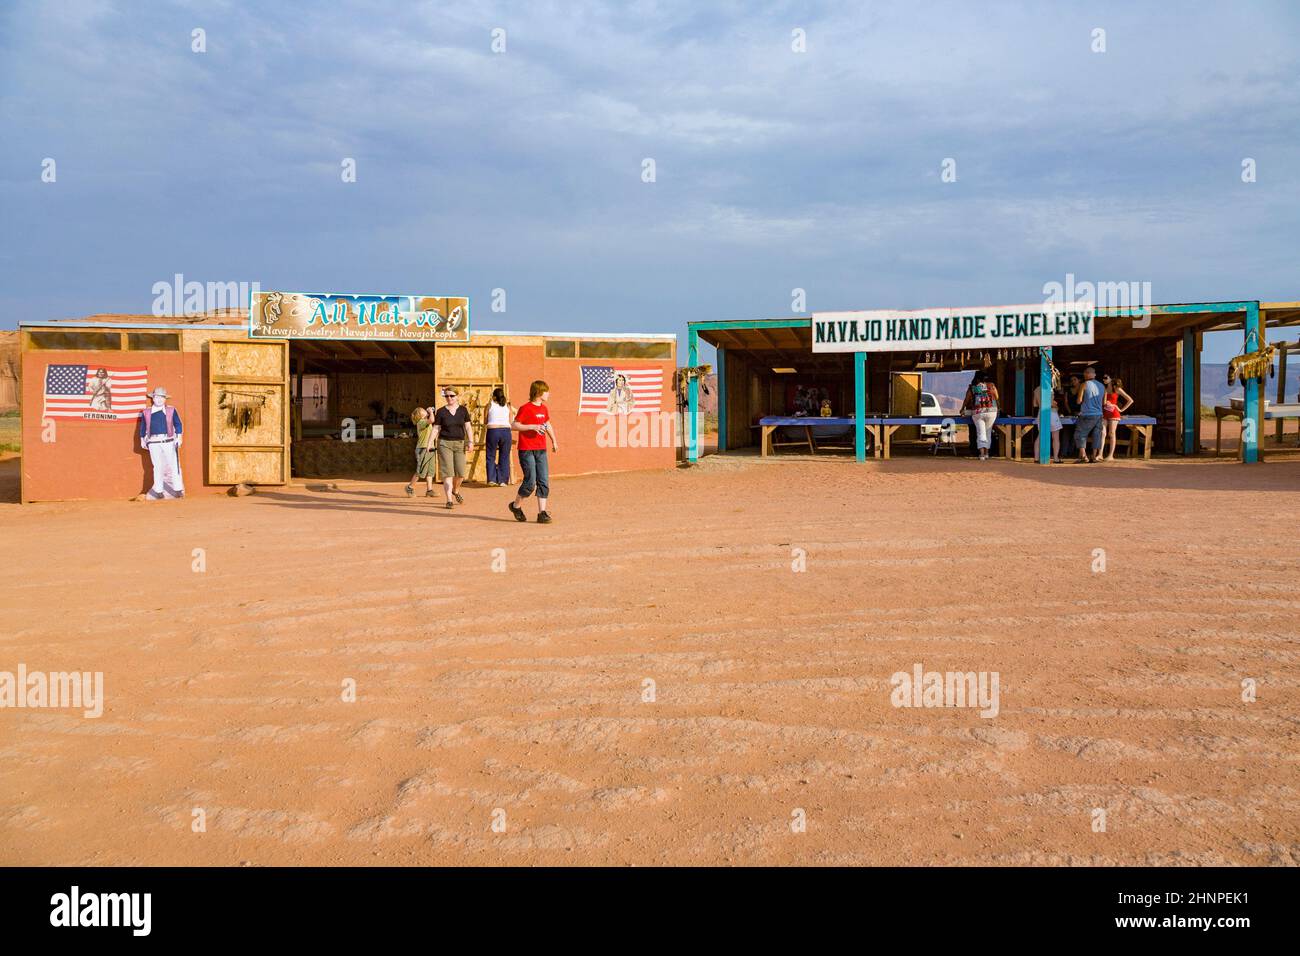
484, 388, 515, 486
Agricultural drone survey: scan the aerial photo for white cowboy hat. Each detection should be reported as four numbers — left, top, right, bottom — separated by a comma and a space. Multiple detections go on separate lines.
147, 387, 169, 399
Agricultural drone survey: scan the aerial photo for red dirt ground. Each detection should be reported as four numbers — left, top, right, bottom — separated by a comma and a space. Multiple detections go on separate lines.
0, 450, 1297, 865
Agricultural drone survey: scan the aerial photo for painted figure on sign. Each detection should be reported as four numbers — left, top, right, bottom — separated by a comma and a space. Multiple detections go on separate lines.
606, 374, 636, 415
445, 305, 464, 333
88, 367, 112, 410
139, 386, 184, 499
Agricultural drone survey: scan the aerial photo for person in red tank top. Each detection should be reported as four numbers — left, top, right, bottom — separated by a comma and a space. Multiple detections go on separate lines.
1100, 373, 1134, 462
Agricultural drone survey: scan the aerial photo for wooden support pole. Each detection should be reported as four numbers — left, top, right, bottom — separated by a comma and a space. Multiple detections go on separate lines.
1038, 347, 1052, 464
717, 347, 727, 453
854, 351, 867, 462
1276, 342, 1288, 443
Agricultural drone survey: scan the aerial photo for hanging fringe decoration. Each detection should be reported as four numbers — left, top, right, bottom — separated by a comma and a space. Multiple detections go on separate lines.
1227, 344, 1276, 386
218, 389, 271, 435
1039, 348, 1061, 391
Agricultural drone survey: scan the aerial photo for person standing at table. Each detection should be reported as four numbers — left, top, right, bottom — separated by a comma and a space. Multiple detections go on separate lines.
961, 371, 1000, 461
431, 387, 473, 509
1058, 372, 1081, 457
1100, 373, 1134, 462
1073, 366, 1106, 463
484, 387, 514, 487
1031, 383, 1066, 463
1047, 389, 1066, 463
509, 380, 558, 524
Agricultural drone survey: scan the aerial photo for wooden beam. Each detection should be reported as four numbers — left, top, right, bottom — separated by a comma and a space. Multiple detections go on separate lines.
1277, 343, 1290, 443
754, 327, 801, 369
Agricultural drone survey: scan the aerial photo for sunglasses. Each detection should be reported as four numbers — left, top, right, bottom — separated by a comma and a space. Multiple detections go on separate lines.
443, 392, 457, 398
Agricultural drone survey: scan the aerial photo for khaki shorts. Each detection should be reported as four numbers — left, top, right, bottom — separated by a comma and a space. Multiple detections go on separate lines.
414, 446, 437, 479
437, 439, 468, 478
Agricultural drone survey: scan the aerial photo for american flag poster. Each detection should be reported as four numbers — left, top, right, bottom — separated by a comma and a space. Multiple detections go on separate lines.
579, 366, 664, 415
43, 364, 150, 421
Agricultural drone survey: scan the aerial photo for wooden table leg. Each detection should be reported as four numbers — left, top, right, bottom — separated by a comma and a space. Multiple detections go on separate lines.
883, 425, 897, 460
1142, 425, 1152, 460
1215, 414, 1223, 457
762, 425, 773, 457
805, 426, 815, 455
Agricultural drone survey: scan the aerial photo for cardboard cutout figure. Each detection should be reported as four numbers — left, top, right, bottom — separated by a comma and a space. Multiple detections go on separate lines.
139, 386, 184, 499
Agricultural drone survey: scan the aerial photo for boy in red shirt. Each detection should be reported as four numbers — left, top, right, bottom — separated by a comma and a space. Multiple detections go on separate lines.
510, 380, 558, 523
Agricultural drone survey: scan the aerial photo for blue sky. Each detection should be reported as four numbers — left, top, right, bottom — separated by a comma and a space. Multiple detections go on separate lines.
2, 0, 1297, 362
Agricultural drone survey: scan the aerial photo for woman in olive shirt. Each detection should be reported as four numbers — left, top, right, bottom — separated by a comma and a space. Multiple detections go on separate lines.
430, 388, 473, 510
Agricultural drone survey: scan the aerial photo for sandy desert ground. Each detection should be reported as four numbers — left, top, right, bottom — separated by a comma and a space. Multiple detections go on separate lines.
1, 449, 1298, 866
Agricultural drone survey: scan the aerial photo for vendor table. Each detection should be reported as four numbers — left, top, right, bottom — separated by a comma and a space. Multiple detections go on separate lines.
757, 414, 1158, 460
756, 417, 868, 456
1004, 415, 1158, 461
1214, 404, 1300, 460
291, 435, 416, 476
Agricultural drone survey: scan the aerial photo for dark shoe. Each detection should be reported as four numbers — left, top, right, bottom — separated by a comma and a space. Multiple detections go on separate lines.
537, 511, 552, 524
445, 501, 454, 510
509, 501, 527, 522
425, 490, 437, 497
453, 492, 464, 504
405, 484, 415, 497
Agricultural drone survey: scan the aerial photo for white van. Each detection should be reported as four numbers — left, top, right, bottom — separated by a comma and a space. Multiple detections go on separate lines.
920, 391, 943, 436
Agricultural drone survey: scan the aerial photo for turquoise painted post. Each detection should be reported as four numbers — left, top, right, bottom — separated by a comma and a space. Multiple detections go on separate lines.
716, 347, 727, 453
1015, 364, 1025, 416
1243, 302, 1262, 463
854, 351, 867, 462
688, 328, 699, 462
1038, 347, 1052, 464
1182, 327, 1196, 455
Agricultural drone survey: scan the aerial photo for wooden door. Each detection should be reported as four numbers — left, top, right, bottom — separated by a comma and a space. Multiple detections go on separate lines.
433, 345, 506, 484
208, 339, 290, 484
892, 371, 922, 441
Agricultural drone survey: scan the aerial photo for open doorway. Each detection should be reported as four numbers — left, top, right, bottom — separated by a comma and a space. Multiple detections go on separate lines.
286, 339, 507, 481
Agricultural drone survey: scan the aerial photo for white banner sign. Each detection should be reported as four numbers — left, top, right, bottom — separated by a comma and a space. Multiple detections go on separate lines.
811, 303, 1095, 353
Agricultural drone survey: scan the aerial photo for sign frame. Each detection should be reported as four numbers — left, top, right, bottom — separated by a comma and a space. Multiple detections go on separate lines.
248, 291, 471, 343
811, 303, 1095, 353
